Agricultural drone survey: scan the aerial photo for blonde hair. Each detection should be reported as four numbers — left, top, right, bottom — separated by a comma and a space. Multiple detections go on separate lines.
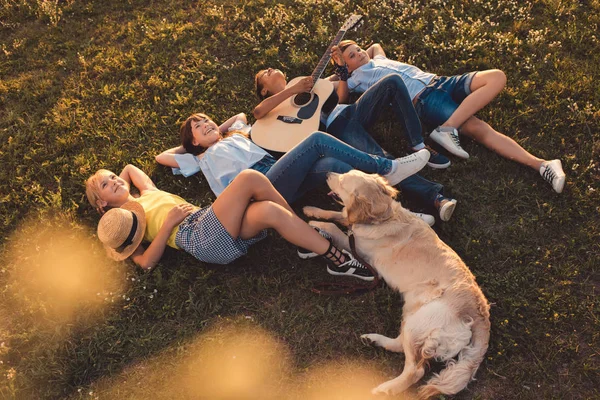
85, 169, 111, 214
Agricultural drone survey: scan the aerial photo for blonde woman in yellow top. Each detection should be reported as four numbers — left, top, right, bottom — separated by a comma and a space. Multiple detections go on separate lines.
86, 164, 375, 280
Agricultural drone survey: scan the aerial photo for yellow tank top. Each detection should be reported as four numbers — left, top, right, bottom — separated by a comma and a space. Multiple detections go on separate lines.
133, 190, 197, 249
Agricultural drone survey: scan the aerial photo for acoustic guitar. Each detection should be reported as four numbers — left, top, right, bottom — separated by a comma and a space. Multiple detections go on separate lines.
251, 14, 363, 153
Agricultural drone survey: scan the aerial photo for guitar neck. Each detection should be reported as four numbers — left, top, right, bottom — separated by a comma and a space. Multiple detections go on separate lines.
310, 29, 347, 85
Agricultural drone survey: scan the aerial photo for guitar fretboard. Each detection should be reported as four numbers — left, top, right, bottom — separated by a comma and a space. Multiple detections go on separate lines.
309, 29, 347, 89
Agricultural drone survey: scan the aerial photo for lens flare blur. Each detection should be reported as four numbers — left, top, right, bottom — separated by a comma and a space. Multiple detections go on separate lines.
88, 321, 292, 399
179, 323, 291, 399
4, 216, 125, 325
292, 359, 391, 400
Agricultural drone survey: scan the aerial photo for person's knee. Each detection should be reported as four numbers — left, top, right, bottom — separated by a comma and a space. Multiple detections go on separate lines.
306, 131, 330, 146
382, 74, 406, 91
489, 69, 506, 89
254, 201, 285, 225
384, 74, 404, 86
236, 169, 268, 188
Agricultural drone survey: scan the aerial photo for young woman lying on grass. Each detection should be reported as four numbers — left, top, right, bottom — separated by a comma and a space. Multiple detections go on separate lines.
155, 112, 429, 210
254, 68, 459, 222
330, 40, 566, 193
86, 165, 375, 280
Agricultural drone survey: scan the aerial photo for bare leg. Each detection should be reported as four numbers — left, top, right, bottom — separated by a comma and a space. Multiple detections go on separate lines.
460, 116, 545, 170
211, 169, 331, 256
308, 221, 350, 252
443, 69, 507, 129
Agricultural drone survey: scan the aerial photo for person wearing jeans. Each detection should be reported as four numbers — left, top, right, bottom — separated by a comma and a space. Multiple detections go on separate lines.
325, 74, 455, 218
155, 113, 429, 205
331, 40, 566, 193
255, 69, 458, 221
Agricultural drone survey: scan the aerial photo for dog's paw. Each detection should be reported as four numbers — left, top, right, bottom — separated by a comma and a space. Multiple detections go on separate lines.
360, 333, 378, 346
302, 206, 321, 218
372, 380, 400, 396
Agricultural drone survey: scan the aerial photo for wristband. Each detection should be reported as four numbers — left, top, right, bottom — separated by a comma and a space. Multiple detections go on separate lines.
334, 64, 349, 82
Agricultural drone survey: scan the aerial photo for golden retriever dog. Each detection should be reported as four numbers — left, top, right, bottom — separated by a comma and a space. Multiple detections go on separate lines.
303, 170, 490, 398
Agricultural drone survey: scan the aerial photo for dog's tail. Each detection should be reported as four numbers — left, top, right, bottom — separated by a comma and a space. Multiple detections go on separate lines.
418, 313, 490, 399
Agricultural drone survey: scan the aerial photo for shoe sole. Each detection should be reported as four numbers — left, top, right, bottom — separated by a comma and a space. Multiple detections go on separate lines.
326, 266, 375, 281
427, 160, 451, 169
297, 251, 318, 259
439, 200, 457, 222
430, 132, 469, 159
553, 175, 566, 193
410, 212, 435, 226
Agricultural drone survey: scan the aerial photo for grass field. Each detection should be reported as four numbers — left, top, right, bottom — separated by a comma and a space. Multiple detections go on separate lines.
1, 0, 599, 398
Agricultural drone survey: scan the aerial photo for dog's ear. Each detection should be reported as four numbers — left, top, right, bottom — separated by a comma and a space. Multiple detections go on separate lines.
375, 175, 399, 199
346, 193, 372, 225
347, 183, 395, 225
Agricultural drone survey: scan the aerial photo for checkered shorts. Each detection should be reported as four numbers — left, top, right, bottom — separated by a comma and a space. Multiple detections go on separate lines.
175, 206, 267, 265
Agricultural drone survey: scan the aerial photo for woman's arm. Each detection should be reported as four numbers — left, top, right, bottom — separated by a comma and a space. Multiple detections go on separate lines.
366, 43, 386, 58
155, 146, 187, 168
219, 113, 247, 133
119, 164, 157, 192
330, 46, 350, 104
131, 203, 195, 270
253, 77, 313, 120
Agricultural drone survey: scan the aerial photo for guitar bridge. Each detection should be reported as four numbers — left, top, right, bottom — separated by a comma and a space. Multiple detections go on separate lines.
277, 116, 303, 124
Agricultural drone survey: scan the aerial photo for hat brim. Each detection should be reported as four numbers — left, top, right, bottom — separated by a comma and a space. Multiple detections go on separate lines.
104, 201, 146, 261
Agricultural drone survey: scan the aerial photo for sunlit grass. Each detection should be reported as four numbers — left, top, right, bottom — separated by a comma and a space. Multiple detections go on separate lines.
0, 0, 598, 399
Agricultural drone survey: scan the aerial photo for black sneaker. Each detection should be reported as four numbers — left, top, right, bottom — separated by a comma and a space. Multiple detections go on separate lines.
297, 227, 333, 259
326, 250, 375, 281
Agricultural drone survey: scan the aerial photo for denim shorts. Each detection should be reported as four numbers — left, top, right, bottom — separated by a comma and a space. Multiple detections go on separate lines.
414, 72, 477, 130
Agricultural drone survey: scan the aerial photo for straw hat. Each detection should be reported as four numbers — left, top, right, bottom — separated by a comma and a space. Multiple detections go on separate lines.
97, 201, 146, 261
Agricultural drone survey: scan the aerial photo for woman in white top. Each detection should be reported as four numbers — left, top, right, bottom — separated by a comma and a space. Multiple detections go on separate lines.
331, 40, 566, 193
155, 112, 429, 204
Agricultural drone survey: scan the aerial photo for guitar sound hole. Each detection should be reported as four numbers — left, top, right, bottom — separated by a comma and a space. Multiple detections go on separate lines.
294, 92, 311, 107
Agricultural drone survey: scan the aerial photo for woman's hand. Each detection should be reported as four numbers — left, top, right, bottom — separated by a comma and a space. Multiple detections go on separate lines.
165, 203, 196, 227
331, 46, 345, 66
290, 76, 313, 94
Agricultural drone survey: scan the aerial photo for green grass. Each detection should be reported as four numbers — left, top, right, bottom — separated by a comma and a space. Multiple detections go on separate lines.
1, 0, 599, 398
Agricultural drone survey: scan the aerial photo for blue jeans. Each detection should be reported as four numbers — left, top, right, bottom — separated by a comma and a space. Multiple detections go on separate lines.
264, 132, 393, 203
328, 74, 425, 148
326, 75, 443, 207
414, 72, 477, 130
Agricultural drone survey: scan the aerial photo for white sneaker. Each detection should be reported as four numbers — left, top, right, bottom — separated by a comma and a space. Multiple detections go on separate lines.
384, 149, 430, 186
438, 198, 457, 222
430, 126, 469, 159
410, 212, 435, 226
539, 159, 566, 193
